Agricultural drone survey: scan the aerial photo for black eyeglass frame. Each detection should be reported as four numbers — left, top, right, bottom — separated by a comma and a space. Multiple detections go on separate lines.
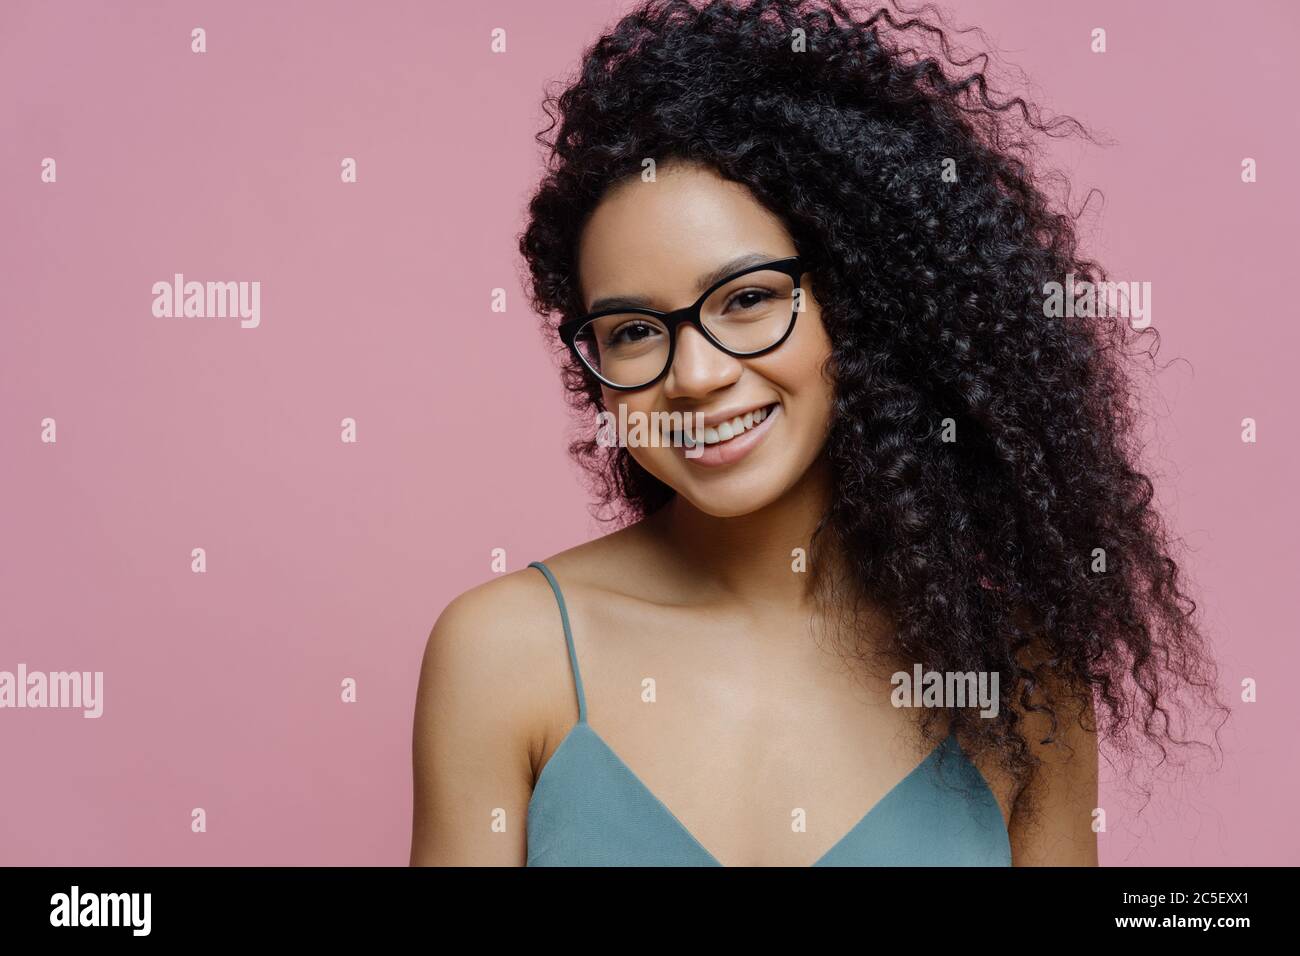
558, 256, 806, 391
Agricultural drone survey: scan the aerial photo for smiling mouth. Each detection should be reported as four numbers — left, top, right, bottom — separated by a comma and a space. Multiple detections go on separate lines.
664, 402, 780, 448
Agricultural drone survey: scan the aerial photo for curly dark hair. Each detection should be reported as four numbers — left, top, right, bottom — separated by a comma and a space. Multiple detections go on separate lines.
517, 0, 1227, 822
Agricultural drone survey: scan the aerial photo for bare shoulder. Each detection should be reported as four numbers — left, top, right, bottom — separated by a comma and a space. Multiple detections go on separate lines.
529, 516, 694, 623
414, 524, 655, 750
529, 519, 663, 594
411, 560, 597, 864
417, 563, 575, 732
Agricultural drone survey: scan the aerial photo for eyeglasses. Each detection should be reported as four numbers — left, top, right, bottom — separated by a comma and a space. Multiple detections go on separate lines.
559, 256, 806, 390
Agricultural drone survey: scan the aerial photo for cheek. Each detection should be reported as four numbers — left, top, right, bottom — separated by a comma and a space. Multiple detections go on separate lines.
764, 308, 834, 402
797, 302, 834, 366
768, 312, 835, 447
600, 388, 655, 417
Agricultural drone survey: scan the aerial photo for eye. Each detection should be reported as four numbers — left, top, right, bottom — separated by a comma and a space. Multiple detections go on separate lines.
605, 320, 663, 347
724, 288, 776, 312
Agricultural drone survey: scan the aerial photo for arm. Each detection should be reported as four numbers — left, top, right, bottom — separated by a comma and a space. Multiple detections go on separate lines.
410, 582, 540, 866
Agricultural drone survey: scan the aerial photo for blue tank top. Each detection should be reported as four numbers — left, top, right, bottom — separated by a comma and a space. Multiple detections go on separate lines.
525, 561, 1012, 866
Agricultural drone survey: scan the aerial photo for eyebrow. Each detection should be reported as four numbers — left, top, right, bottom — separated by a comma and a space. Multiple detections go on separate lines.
586, 252, 782, 313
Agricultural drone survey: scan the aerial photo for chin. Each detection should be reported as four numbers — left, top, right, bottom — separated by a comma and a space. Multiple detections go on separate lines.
672, 472, 793, 519
684, 498, 769, 519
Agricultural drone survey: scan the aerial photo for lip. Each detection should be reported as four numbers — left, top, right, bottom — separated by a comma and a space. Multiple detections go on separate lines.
677, 402, 781, 468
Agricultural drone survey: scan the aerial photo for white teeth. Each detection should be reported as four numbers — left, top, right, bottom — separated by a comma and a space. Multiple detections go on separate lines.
665, 403, 777, 447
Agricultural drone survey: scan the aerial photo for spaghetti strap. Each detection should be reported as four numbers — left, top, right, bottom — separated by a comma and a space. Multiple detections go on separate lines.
528, 561, 588, 724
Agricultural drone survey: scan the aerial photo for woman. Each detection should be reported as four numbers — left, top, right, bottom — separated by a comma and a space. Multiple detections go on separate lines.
411, 0, 1224, 866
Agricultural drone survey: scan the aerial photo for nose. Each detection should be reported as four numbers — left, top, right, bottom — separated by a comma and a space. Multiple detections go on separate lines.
662, 323, 743, 399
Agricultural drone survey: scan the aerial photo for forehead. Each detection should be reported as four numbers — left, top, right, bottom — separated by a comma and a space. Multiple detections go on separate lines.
576, 163, 793, 309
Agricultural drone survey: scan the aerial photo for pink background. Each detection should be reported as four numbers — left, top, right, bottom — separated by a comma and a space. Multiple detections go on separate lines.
1, 0, 1295, 865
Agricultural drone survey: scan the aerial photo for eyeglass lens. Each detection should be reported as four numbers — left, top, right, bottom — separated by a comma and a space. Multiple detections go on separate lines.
573, 268, 798, 388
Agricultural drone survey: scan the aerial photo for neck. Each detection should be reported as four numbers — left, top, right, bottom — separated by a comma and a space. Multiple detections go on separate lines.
650, 454, 836, 611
